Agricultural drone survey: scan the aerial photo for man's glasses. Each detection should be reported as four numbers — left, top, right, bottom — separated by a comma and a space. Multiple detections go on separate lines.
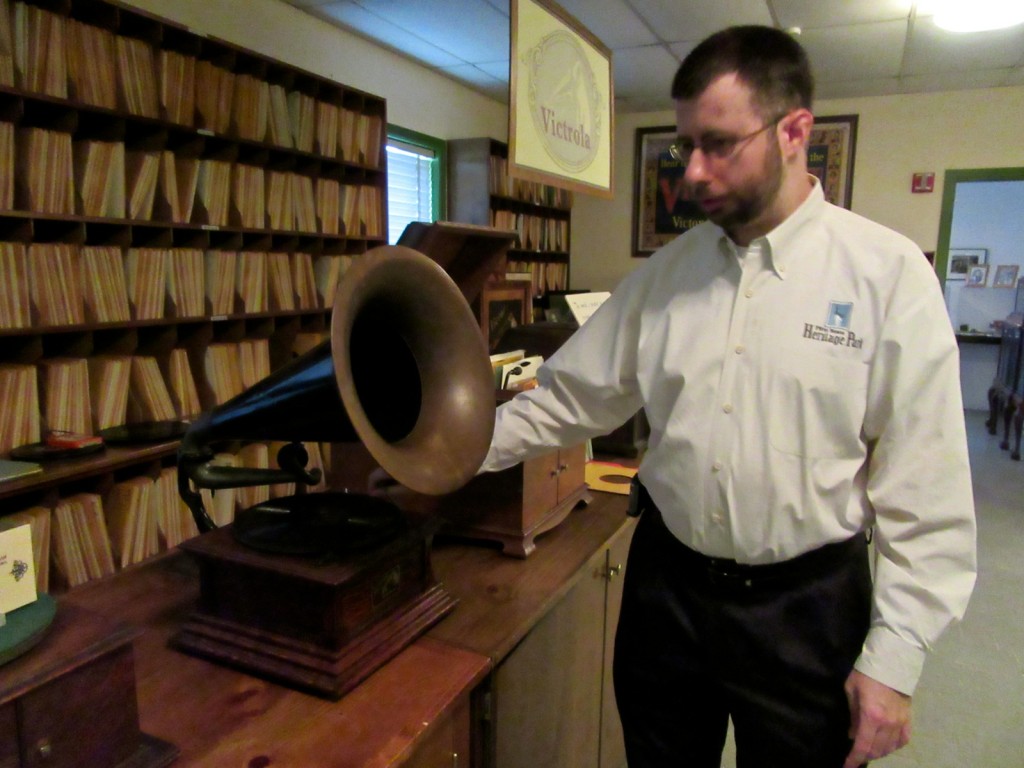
668, 115, 785, 165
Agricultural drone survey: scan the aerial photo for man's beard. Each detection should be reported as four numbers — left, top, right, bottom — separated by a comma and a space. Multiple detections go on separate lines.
704, 142, 784, 235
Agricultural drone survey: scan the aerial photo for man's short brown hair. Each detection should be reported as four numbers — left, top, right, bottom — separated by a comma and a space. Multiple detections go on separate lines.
671, 26, 814, 119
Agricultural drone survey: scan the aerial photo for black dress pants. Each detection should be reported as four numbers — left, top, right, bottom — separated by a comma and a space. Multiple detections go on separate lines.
613, 506, 872, 768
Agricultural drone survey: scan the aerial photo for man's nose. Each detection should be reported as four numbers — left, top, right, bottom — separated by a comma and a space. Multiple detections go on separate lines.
683, 148, 711, 185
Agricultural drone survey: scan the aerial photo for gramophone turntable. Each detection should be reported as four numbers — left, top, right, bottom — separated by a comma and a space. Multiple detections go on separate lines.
172, 224, 516, 698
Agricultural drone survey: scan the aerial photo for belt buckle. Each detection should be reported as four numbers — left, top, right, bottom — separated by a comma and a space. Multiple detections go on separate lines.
706, 561, 753, 589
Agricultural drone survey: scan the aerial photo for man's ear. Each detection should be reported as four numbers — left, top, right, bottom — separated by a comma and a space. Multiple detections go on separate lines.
781, 108, 814, 158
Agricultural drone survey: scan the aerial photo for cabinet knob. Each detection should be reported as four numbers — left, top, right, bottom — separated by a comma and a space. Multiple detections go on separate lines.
36, 739, 53, 761
452, 752, 459, 768
604, 563, 623, 580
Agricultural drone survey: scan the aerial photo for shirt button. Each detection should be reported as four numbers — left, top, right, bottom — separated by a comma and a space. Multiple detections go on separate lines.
745, 288, 754, 298
778, 264, 786, 273
712, 461, 723, 472
712, 509, 725, 524
734, 345, 745, 355
722, 403, 733, 414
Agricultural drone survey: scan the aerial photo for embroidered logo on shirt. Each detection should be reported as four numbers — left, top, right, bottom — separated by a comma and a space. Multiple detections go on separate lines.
802, 301, 863, 348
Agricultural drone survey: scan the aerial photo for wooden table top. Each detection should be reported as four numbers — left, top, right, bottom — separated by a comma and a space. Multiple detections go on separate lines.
51, 489, 632, 767
62, 553, 490, 768
429, 491, 633, 662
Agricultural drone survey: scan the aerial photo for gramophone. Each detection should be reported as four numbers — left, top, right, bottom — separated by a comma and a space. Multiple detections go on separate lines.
172, 225, 515, 698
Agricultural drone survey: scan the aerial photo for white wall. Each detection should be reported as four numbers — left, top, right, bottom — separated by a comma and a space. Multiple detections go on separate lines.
124, 0, 507, 141
571, 86, 1024, 292
945, 180, 1024, 331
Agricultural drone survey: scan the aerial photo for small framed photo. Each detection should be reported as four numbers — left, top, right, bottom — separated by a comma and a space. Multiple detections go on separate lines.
965, 264, 989, 287
993, 264, 1019, 289
947, 247, 988, 280
479, 280, 530, 351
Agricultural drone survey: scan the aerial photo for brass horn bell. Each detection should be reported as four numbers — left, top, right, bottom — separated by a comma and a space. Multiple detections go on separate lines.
177, 245, 496, 555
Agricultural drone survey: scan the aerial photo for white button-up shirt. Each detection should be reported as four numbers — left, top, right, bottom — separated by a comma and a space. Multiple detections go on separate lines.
482, 181, 977, 694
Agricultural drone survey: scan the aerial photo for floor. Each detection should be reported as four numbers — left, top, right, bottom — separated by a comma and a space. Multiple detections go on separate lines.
718, 409, 1024, 768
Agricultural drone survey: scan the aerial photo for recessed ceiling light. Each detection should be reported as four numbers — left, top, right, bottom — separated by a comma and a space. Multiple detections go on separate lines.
927, 0, 1024, 32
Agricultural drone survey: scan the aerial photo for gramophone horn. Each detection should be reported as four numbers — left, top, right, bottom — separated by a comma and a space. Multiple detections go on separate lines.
177, 245, 495, 538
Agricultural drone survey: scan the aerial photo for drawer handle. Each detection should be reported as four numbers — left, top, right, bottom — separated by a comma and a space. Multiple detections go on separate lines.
37, 739, 53, 761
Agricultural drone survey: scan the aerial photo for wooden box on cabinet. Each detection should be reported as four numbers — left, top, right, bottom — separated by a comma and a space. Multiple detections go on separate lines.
438, 442, 590, 558
0, 604, 176, 768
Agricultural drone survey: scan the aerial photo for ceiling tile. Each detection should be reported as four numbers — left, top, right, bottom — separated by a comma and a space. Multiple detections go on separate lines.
611, 44, 679, 112
799, 21, 907, 83
817, 77, 900, 99
436, 62, 508, 100
554, 0, 659, 48
905, 16, 1024, 75
346, 0, 510, 64
900, 68, 1016, 94
287, 0, 1024, 110
475, 59, 510, 81
313, 2, 465, 67
626, 0, 772, 43
772, 0, 912, 29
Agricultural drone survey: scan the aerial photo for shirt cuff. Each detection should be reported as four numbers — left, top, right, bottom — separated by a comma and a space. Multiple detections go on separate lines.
854, 625, 926, 695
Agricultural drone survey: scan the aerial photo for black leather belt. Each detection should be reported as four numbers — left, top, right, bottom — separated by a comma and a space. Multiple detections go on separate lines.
634, 479, 868, 590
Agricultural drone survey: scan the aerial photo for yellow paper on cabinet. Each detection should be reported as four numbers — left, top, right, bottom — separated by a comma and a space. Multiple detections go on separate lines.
0, 522, 37, 614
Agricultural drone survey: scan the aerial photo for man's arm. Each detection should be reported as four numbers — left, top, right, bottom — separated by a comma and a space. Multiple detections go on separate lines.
857, 255, 976, 693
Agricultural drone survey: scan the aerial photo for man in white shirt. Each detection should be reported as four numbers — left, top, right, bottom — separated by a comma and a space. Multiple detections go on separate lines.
481, 25, 976, 768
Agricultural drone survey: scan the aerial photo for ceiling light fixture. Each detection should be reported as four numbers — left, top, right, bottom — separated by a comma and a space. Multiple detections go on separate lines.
928, 0, 1024, 32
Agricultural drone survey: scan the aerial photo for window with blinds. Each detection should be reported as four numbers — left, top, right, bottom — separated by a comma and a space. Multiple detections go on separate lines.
386, 126, 447, 244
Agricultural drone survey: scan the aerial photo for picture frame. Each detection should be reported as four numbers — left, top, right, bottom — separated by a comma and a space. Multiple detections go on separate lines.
509, 0, 614, 198
993, 264, 1019, 289
808, 114, 858, 209
632, 125, 707, 256
479, 280, 531, 351
947, 247, 988, 280
966, 264, 989, 287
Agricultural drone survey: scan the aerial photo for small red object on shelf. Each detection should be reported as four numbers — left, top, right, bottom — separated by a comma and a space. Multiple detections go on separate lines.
44, 432, 105, 450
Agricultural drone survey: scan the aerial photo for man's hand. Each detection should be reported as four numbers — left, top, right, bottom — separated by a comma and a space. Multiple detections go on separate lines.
843, 670, 912, 768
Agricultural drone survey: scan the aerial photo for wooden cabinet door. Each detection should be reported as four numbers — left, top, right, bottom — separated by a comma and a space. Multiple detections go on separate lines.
599, 524, 635, 768
403, 697, 471, 768
521, 451, 559, 530
555, 443, 586, 503
492, 545, 606, 768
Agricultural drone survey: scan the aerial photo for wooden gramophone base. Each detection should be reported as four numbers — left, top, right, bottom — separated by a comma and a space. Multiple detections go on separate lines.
172, 524, 456, 700
173, 583, 455, 700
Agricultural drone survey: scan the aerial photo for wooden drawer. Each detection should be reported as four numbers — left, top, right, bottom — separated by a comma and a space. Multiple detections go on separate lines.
18, 647, 139, 768
0, 704, 17, 768
0, 605, 176, 768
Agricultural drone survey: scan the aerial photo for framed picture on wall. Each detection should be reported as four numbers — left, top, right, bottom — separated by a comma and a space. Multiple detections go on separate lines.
947, 248, 988, 280
993, 264, 1019, 288
966, 265, 989, 287
479, 281, 530, 351
808, 114, 858, 209
632, 125, 707, 256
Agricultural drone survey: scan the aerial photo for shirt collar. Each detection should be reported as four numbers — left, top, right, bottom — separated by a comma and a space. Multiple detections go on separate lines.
717, 177, 825, 279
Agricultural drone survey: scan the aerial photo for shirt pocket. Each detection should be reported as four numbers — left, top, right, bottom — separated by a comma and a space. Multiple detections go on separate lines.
765, 346, 869, 459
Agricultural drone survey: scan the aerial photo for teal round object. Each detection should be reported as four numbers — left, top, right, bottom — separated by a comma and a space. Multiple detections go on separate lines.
0, 594, 57, 667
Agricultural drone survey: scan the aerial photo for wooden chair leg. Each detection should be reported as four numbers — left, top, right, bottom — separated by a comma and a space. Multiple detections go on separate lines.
1012, 400, 1023, 461
986, 385, 1000, 435
1000, 396, 1014, 451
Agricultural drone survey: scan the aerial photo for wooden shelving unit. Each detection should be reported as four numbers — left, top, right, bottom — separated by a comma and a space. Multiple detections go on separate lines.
0, 0, 388, 590
448, 137, 572, 317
